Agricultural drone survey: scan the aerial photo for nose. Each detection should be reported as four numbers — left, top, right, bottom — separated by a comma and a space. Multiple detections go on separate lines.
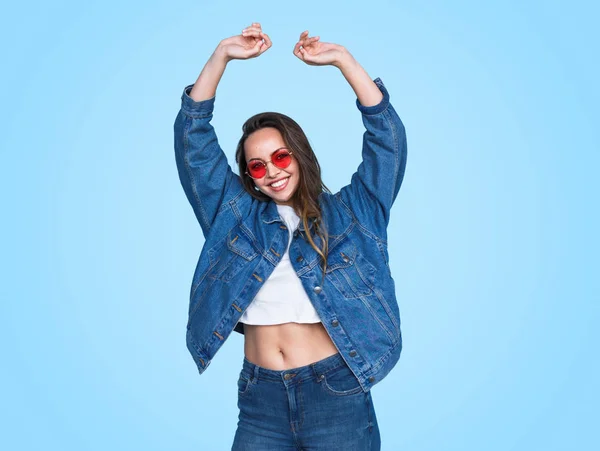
265, 161, 281, 178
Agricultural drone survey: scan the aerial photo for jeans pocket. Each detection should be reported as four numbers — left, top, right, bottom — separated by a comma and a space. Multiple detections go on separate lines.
319, 365, 363, 397
237, 373, 253, 397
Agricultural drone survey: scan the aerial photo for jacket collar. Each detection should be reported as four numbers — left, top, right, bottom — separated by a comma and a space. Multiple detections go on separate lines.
260, 201, 316, 232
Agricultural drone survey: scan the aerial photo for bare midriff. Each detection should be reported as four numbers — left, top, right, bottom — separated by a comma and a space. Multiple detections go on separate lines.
243, 322, 340, 370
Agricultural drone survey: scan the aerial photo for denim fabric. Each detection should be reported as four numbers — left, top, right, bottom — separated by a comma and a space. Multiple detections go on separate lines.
232, 352, 380, 450
173, 77, 408, 392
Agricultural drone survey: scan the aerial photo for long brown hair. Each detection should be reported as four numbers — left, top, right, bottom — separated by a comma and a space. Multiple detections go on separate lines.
235, 112, 330, 272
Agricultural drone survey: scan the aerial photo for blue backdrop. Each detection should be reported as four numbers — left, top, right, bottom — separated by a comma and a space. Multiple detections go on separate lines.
1, 1, 598, 450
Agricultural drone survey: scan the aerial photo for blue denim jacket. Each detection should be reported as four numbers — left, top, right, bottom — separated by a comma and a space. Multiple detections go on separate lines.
173, 77, 407, 392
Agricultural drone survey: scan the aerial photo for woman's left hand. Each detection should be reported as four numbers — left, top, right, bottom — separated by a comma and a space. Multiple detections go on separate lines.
292, 30, 347, 67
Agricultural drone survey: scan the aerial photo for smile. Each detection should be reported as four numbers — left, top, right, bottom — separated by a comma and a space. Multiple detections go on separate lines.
269, 177, 289, 191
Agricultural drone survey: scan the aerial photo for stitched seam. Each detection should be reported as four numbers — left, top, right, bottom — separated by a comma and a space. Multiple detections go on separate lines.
337, 193, 387, 244
188, 334, 207, 363
368, 335, 401, 375
354, 265, 395, 342
373, 286, 400, 333
231, 201, 260, 246
383, 108, 401, 208
183, 116, 210, 231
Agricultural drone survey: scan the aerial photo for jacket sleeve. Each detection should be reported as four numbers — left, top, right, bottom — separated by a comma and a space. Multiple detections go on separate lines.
173, 84, 245, 237
339, 77, 408, 240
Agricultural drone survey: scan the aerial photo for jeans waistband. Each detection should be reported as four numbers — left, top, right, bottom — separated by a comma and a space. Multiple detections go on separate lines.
241, 352, 347, 384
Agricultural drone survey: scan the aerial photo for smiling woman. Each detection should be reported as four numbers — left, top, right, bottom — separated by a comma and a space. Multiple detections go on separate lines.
242, 127, 300, 205
173, 22, 407, 450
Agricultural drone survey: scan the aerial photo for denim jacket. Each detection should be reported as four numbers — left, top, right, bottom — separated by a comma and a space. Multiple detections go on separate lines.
173, 77, 407, 392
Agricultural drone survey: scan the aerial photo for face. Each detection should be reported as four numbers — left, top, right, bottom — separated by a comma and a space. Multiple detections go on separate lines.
244, 127, 300, 206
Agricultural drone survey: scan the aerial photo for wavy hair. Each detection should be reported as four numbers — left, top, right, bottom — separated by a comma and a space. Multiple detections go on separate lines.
235, 112, 330, 272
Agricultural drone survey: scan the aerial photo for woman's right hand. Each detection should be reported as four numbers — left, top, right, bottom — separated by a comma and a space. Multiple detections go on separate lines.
217, 23, 272, 62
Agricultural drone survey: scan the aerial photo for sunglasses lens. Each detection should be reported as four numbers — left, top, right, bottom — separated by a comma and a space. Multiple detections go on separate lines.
248, 161, 266, 178
272, 150, 292, 168
247, 149, 292, 178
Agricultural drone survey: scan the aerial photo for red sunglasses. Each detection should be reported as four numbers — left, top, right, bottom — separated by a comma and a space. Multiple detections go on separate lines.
245, 147, 294, 179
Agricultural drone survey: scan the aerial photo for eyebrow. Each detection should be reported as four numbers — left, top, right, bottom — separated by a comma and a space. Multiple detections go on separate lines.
246, 146, 289, 162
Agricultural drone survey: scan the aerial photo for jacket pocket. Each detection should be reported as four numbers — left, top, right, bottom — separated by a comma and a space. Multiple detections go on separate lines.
325, 240, 373, 298
326, 239, 398, 343
208, 226, 259, 282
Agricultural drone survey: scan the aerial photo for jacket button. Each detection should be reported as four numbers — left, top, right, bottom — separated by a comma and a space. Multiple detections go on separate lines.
369, 376, 375, 383
349, 350, 357, 357
331, 319, 339, 327
313, 286, 322, 294
296, 255, 304, 262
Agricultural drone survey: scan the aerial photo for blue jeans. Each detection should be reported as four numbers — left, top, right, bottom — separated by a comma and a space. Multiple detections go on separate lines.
232, 352, 381, 450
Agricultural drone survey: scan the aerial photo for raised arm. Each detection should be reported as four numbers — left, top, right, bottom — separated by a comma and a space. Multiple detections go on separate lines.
293, 32, 407, 239
174, 23, 272, 236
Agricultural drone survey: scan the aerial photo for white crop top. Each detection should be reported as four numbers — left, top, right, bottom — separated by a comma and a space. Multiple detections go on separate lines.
238, 204, 321, 326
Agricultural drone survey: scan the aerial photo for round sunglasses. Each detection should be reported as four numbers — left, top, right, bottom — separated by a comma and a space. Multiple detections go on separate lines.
245, 147, 294, 179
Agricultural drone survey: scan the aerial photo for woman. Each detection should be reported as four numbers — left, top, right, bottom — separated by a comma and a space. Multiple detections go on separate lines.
174, 23, 407, 450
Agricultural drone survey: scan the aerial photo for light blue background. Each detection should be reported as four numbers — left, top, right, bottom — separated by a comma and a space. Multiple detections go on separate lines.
1, 1, 598, 450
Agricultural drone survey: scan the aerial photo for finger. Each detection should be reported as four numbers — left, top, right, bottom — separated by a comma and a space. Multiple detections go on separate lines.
293, 46, 303, 61
298, 35, 319, 48
299, 46, 319, 64
257, 36, 271, 56
296, 37, 310, 49
303, 36, 320, 46
242, 29, 263, 38
299, 30, 309, 40
260, 32, 272, 49
297, 46, 311, 63
242, 26, 262, 34
300, 47, 310, 59
247, 38, 264, 57
242, 26, 263, 36
293, 47, 304, 61
295, 45, 312, 62
243, 23, 261, 30
293, 40, 303, 57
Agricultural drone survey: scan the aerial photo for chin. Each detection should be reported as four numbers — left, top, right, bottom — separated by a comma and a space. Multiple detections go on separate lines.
266, 183, 297, 204
273, 194, 292, 204
273, 189, 296, 205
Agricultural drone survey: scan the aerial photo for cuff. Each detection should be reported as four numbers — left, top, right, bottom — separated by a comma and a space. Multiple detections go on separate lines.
180, 84, 216, 117
355, 77, 390, 115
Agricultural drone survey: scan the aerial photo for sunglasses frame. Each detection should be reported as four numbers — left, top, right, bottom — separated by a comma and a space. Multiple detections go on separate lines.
245, 147, 294, 179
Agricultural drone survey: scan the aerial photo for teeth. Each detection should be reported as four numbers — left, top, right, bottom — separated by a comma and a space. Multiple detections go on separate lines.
271, 177, 289, 188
